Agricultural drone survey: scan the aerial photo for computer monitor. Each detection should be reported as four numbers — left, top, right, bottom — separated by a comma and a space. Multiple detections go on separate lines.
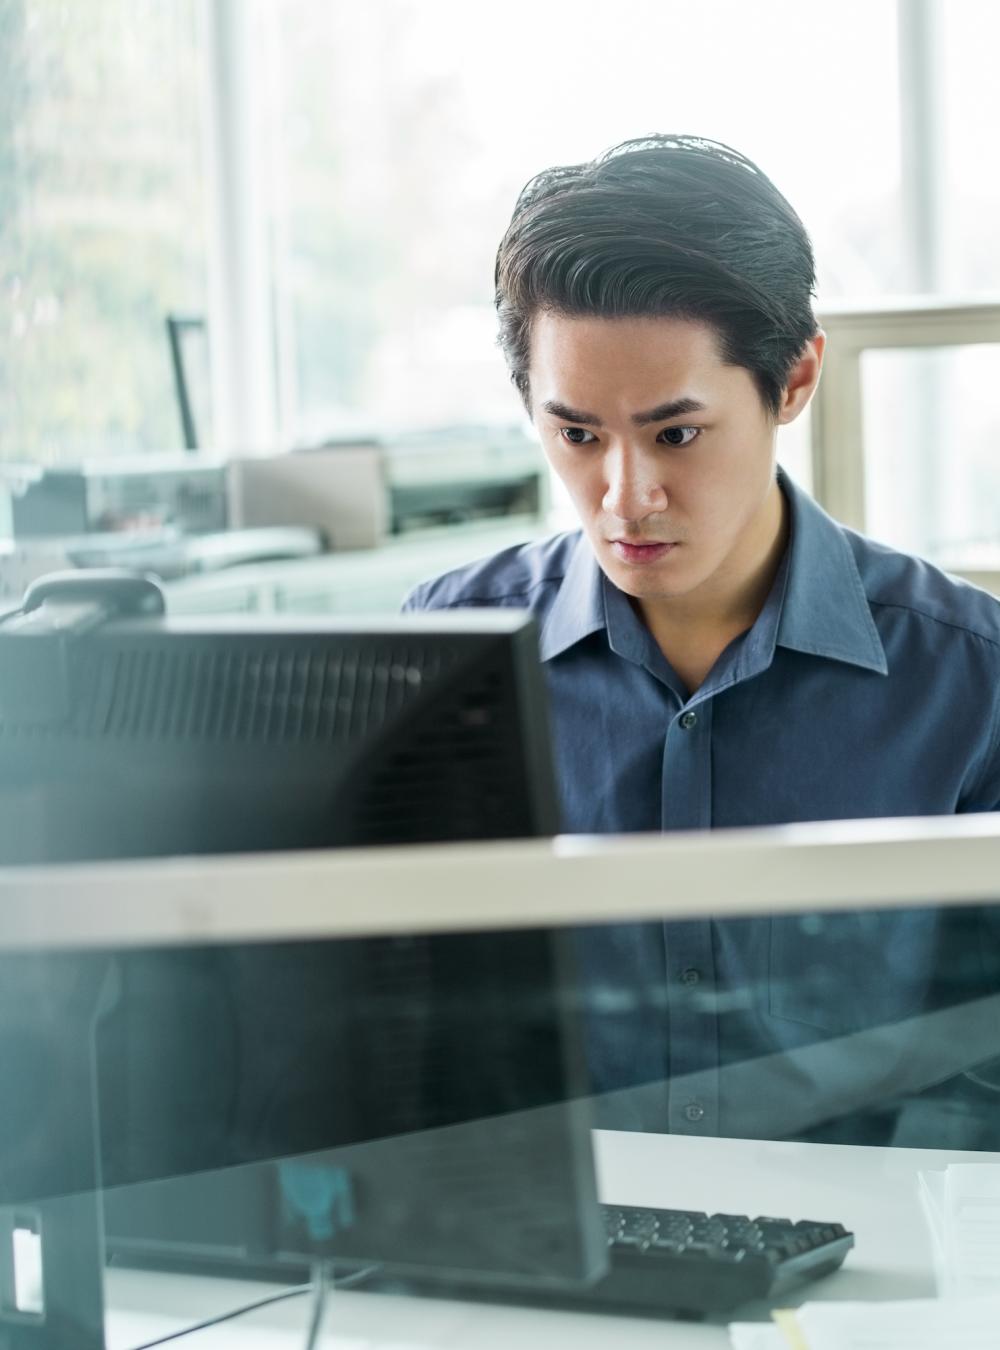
0, 581, 560, 863
0, 574, 602, 1350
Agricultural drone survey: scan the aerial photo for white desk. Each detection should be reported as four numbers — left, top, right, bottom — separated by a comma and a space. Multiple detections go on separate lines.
103, 1129, 991, 1349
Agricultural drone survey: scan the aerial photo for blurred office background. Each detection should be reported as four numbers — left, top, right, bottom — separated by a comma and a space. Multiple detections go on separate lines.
1, 0, 999, 605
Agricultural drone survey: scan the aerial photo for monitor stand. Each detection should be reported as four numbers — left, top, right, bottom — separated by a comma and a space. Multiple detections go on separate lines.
0, 1194, 104, 1350
0, 955, 113, 1350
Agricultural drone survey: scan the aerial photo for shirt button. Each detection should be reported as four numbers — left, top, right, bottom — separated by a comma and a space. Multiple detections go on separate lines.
680, 711, 698, 730
680, 967, 700, 986
683, 1101, 705, 1123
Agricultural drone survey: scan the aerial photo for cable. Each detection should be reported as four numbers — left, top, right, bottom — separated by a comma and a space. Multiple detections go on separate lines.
128, 1283, 311, 1350
125, 1264, 381, 1350
303, 1258, 329, 1350
301, 1260, 381, 1348
327, 1263, 380, 1291
963, 1068, 1000, 1093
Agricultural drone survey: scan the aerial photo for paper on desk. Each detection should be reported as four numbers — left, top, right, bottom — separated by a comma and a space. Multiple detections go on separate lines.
943, 1164, 1000, 1296
918, 1163, 1000, 1296
788, 1295, 1000, 1349
727, 1324, 786, 1350
916, 1167, 948, 1291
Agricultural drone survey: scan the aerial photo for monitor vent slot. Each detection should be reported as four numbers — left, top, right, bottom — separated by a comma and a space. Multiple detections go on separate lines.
0, 641, 453, 744
349, 667, 529, 844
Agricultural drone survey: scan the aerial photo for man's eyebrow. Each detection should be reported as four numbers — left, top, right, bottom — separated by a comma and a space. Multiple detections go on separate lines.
541, 397, 707, 427
632, 397, 707, 426
541, 400, 603, 426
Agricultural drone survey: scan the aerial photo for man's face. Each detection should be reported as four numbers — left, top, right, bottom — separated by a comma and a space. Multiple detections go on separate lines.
529, 313, 795, 617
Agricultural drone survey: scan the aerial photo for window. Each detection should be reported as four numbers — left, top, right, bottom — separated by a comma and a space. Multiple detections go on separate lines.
4, 0, 999, 573
0, 0, 208, 463
262, 0, 904, 443
933, 2, 1000, 296
864, 342, 1000, 567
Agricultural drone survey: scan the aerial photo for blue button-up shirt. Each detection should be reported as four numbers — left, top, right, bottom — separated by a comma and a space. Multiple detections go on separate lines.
404, 472, 1000, 1143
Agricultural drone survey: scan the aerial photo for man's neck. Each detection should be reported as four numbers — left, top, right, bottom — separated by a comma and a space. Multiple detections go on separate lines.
637, 482, 789, 693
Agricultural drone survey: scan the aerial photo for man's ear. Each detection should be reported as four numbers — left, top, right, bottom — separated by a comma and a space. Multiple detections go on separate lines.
777, 332, 825, 425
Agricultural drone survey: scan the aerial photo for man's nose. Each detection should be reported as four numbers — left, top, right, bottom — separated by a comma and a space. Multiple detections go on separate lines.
601, 445, 668, 520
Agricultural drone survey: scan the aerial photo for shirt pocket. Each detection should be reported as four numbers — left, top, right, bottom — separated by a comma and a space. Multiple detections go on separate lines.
767, 910, 938, 1035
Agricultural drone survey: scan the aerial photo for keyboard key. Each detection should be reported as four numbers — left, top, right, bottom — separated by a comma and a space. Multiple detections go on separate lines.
370, 1202, 856, 1320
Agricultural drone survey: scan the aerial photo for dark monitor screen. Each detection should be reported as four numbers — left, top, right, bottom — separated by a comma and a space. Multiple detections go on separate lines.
0, 589, 603, 1331
0, 607, 561, 863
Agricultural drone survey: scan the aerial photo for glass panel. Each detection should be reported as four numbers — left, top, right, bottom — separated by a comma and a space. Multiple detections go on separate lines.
4, 585, 1000, 1335
861, 344, 1000, 565
0, 0, 208, 463
6, 891, 1000, 1343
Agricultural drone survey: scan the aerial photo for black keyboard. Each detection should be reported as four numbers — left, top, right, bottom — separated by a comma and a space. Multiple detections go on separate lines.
374, 1203, 854, 1319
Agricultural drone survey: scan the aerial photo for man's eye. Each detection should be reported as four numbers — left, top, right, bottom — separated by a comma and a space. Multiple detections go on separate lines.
560, 427, 596, 446
659, 426, 700, 447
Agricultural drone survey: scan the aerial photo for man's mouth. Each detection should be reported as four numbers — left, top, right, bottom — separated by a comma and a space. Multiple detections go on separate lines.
609, 540, 679, 565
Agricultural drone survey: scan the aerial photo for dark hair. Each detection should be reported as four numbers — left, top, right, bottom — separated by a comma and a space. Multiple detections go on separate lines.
495, 134, 818, 417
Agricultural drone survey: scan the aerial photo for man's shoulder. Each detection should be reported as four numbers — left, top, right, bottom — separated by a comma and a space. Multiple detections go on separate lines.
844, 526, 1000, 649
402, 530, 583, 612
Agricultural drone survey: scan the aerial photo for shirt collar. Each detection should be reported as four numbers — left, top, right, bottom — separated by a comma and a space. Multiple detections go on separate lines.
776, 470, 888, 675
538, 472, 888, 676
538, 532, 606, 661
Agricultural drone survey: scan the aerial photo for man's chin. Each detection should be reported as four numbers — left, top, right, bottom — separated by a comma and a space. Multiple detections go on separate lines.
601, 557, 697, 603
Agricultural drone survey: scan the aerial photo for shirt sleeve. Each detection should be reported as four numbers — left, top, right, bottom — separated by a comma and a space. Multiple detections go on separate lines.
400, 583, 424, 613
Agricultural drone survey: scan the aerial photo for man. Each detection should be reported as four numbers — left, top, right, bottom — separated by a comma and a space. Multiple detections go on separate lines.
404, 136, 1000, 1146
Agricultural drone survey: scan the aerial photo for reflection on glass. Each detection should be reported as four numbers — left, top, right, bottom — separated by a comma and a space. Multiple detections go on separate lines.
6, 890, 1000, 1339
